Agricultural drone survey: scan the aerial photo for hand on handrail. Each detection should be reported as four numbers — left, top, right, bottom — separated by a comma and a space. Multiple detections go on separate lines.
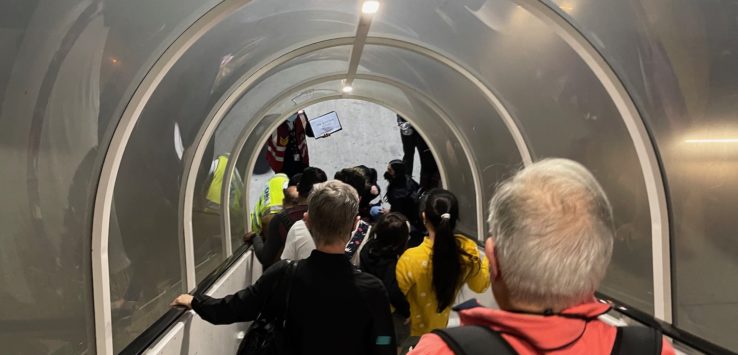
170, 294, 193, 310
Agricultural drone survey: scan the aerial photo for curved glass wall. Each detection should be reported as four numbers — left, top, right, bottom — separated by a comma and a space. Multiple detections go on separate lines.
2, 0, 737, 353
370, 2, 655, 312
0, 0, 221, 352
107, 2, 360, 351
551, 0, 738, 350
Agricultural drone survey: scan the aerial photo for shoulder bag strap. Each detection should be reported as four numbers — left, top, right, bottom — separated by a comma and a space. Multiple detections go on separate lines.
432, 326, 518, 355
281, 260, 299, 326
611, 326, 662, 355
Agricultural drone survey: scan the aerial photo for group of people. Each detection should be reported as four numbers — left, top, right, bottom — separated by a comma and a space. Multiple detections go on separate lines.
175, 156, 676, 352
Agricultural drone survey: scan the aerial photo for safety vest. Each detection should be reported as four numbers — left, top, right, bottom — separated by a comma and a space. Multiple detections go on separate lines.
266, 113, 310, 173
205, 154, 243, 212
250, 173, 289, 234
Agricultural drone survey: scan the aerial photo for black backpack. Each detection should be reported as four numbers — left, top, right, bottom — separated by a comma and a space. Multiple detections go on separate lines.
237, 260, 299, 355
432, 325, 662, 355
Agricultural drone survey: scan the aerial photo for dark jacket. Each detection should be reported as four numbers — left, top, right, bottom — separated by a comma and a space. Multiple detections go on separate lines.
386, 176, 420, 225
253, 204, 307, 269
193, 250, 397, 355
359, 239, 410, 318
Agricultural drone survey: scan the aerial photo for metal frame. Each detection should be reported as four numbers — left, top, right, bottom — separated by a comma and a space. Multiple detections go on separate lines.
90, 1, 252, 354
180, 38, 356, 263
515, 0, 672, 322
176, 35, 531, 265
234, 92, 453, 233
226, 81, 464, 232
364, 37, 534, 167
208, 38, 532, 247
90, 1, 672, 354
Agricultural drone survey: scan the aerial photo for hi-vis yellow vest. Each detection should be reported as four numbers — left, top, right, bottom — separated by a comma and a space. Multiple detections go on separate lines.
250, 173, 288, 234
207, 155, 229, 205
205, 154, 243, 212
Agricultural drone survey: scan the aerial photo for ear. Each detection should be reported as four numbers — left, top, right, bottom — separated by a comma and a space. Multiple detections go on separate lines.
303, 212, 310, 229
485, 237, 500, 281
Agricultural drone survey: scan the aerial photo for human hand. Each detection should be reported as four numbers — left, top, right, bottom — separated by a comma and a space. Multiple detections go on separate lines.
170, 294, 193, 309
243, 231, 256, 244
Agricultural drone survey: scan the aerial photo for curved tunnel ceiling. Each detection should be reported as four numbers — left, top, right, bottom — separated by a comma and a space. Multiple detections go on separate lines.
5, 0, 738, 353
94, 1, 666, 352
28, 0, 717, 353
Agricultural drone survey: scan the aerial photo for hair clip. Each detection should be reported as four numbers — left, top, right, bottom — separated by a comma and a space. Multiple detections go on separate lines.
440, 213, 451, 220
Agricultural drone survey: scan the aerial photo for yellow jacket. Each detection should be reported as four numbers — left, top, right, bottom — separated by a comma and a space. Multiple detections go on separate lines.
396, 235, 490, 336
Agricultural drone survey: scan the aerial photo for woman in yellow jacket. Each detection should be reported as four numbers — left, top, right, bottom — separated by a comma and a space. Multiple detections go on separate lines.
396, 189, 490, 337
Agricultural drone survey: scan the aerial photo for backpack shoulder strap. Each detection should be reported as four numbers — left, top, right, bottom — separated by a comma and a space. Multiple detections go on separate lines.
611, 326, 662, 355
432, 326, 517, 355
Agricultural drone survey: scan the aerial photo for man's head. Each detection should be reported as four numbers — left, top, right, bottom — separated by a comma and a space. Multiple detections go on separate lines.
297, 167, 327, 199
282, 173, 302, 208
305, 180, 360, 247
486, 158, 614, 312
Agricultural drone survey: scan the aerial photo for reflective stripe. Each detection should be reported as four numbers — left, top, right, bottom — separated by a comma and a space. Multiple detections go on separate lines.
250, 173, 288, 233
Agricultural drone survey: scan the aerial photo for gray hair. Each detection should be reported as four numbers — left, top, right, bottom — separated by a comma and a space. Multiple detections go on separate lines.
307, 180, 359, 246
487, 158, 614, 310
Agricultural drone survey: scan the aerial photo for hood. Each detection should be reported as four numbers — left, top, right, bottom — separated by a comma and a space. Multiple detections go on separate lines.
458, 300, 612, 351
360, 240, 398, 270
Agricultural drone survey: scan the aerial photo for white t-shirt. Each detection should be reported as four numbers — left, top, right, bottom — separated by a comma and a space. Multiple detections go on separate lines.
281, 219, 372, 266
281, 220, 315, 260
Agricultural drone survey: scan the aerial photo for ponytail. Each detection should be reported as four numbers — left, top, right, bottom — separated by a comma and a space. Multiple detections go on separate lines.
426, 189, 466, 312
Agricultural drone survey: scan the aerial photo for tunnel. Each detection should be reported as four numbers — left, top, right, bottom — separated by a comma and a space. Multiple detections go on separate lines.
1, 0, 737, 354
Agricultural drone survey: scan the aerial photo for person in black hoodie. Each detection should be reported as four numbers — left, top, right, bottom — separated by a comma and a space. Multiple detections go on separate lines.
360, 212, 411, 346
384, 160, 424, 247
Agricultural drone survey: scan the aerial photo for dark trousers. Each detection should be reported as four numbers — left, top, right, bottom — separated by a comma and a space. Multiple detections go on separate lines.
400, 132, 416, 173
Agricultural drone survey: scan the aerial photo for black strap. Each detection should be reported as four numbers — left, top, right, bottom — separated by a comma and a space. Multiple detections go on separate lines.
432, 326, 518, 355
281, 260, 299, 327
611, 326, 662, 355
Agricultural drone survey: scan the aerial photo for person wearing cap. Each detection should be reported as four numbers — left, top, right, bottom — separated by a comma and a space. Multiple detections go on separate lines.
396, 189, 490, 339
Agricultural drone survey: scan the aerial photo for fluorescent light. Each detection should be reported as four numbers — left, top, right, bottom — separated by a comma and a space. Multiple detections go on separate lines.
342, 85, 353, 93
362, 1, 380, 14
685, 138, 738, 144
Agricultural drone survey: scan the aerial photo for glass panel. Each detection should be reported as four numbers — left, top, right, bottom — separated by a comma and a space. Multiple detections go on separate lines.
358, 44, 527, 239
370, 1, 654, 310
0, 0, 220, 353
549, 0, 738, 350
108, 1, 360, 351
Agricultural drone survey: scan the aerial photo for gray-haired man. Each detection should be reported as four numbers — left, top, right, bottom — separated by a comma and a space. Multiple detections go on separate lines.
411, 159, 674, 354
173, 180, 396, 354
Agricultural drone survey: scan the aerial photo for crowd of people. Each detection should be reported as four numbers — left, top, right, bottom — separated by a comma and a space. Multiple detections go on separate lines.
173, 115, 675, 354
